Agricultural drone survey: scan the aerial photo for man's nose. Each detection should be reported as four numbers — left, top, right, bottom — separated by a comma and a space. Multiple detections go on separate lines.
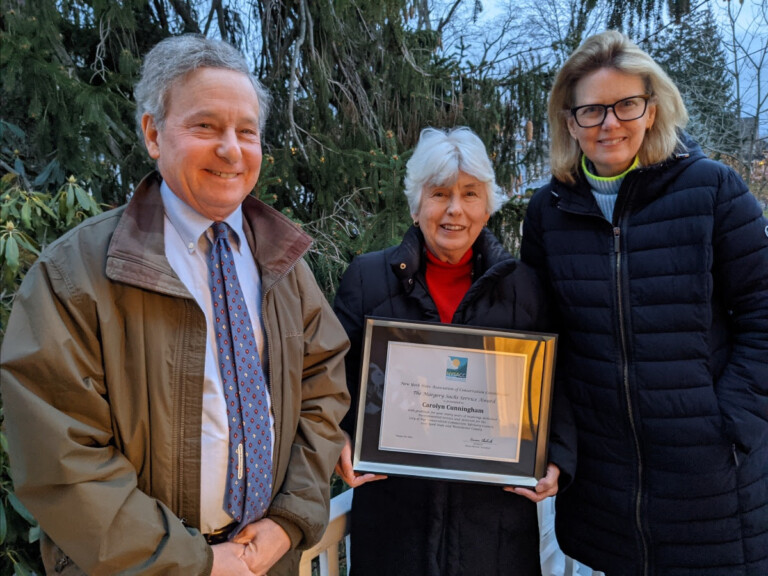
216, 130, 242, 163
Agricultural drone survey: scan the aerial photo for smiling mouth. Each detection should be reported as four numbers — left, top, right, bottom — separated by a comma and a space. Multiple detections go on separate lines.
208, 169, 239, 179
441, 224, 465, 231
598, 137, 626, 146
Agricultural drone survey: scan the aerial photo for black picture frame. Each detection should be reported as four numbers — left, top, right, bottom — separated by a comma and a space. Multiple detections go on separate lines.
352, 318, 557, 487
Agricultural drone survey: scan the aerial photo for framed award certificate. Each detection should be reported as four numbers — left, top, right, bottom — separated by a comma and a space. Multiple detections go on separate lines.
352, 317, 557, 487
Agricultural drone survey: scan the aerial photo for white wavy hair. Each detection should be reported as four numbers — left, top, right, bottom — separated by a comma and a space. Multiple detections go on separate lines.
403, 127, 506, 216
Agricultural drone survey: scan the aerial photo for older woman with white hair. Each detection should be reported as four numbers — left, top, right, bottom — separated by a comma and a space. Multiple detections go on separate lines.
332, 126, 560, 576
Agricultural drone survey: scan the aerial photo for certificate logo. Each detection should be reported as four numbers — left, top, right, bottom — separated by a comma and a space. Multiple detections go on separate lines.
446, 356, 468, 381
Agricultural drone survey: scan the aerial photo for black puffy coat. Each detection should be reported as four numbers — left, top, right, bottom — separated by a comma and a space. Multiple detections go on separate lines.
333, 226, 551, 576
521, 136, 768, 576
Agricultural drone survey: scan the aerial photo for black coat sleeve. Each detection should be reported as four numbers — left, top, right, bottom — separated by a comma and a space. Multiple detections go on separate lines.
711, 166, 768, 454
521, 189, 578, 490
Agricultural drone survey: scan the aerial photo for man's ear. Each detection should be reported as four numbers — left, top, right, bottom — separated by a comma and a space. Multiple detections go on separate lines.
142, 114, 161, 160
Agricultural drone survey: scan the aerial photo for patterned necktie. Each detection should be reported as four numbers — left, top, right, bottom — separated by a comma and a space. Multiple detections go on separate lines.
208, 221, 273, 533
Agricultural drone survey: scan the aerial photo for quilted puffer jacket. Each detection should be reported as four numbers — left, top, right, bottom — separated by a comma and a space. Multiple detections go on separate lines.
521, 135, 768, 576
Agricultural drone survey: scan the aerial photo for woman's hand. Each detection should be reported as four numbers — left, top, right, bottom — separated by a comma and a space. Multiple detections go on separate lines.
335, 431, 387, 487
504, 463, 560, 503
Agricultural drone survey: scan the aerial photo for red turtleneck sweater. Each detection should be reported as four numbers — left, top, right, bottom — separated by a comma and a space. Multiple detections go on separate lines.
425, 248, 473, 323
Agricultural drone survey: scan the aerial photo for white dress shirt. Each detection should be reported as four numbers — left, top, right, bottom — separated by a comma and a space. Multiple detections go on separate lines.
160, 181, 274, 532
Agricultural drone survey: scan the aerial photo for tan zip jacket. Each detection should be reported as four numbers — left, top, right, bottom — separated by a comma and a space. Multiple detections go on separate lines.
0, 172, 350, 575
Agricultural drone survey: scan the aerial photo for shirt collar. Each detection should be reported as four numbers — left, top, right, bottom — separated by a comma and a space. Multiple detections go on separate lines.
581, 154, 640, 182
159, 180, 247, 254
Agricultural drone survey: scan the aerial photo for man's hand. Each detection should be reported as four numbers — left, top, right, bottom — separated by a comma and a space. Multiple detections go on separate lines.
211, 542, 252, 575
232, 518, 291, 576
504, 463, 560, 503
334, 432, 387, 488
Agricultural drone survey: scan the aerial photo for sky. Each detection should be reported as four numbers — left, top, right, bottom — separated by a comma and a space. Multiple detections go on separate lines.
461, 0, 766, 137
710, 0, 767, 136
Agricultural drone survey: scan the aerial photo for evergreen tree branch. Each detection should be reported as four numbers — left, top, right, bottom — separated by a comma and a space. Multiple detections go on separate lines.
91, 16, 111, 83
288, 0, 310, 163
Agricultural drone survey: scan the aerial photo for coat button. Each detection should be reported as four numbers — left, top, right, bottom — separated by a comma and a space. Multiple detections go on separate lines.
408, 278, 413, 285
399, 263, 407, 269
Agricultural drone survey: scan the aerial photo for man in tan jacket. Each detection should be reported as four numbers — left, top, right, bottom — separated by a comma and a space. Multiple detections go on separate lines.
1, 35, 350, 576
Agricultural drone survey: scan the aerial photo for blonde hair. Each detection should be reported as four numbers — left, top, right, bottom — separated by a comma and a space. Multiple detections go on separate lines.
548, 30, 688, 184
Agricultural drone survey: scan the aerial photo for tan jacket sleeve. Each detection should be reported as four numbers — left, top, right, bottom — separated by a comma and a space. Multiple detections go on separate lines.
0, 254, 213, 576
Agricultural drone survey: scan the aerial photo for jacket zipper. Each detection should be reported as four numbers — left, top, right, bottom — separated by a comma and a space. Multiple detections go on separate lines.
613, 225, 649, 576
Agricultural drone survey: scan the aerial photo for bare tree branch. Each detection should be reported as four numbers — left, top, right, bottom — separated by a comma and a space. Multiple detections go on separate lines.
166, 0, 200, 33
203, 0, 218, 36
437, 0, 464, 35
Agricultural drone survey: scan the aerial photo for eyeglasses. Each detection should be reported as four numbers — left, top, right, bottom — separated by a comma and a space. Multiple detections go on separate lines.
570, 95, 651, 128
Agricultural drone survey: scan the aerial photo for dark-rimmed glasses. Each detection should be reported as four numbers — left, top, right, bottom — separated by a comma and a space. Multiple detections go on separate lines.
570, 95, 651, 128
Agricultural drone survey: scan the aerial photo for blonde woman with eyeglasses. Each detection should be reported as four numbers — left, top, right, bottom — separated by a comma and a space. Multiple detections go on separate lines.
521, 30, 768, 576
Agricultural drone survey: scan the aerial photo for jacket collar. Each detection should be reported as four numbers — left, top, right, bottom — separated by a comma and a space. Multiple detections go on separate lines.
550, 131, 705, 216
106, 171, 312, 295
388, 225, 423, 294
388, 225, 513, 294
240, 191, 312, 293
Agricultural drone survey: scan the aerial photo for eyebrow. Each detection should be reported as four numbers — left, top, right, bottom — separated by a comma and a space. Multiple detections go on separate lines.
573, 94, 646, 106
431, 179, 482, 187
185, 110, 260, 125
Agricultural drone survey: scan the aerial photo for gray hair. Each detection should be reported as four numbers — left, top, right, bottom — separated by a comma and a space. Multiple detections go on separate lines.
134, 35, 271, 143
404, 127, 506, 216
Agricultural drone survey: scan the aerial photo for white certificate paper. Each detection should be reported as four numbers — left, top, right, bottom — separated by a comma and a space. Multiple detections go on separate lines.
379, 341, 527, 462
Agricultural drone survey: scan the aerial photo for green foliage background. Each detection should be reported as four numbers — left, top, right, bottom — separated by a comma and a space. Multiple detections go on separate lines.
0, 162, 102, 575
